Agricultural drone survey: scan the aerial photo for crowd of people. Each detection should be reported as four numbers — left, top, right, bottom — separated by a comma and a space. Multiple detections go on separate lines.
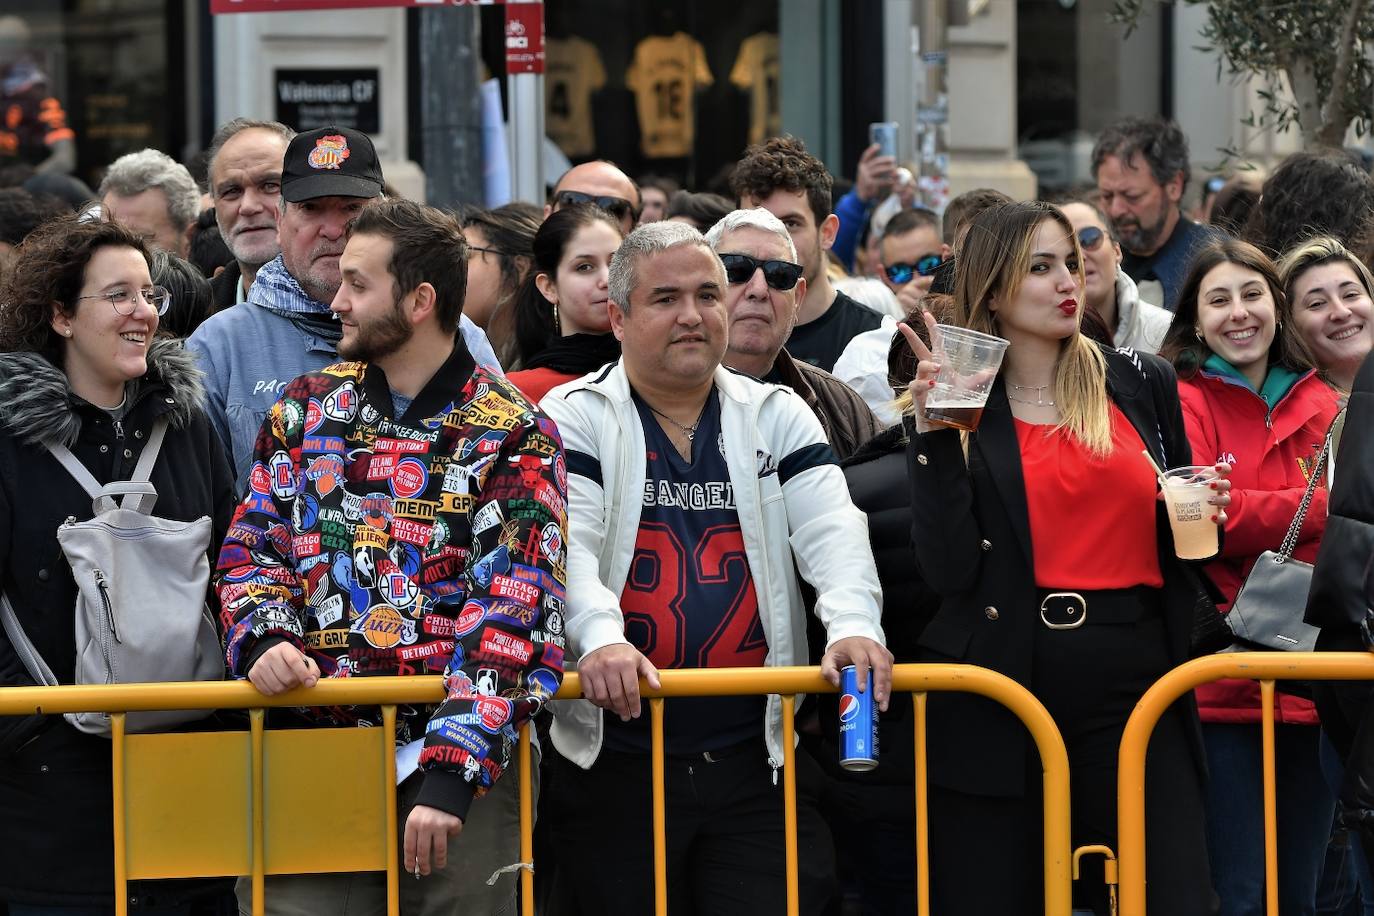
2, 109, 1374, 916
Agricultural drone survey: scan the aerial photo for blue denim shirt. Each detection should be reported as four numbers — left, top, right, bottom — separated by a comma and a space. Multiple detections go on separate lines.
187, 301, 502, 493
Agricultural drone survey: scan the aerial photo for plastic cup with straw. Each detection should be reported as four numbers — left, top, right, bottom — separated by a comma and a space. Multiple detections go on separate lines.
1144, 450, 1220, 560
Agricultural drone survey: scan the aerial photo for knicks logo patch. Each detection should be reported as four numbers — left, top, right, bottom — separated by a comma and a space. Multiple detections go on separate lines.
308, 135, 351, 170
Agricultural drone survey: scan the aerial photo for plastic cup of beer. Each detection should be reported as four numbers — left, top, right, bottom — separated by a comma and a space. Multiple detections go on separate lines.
1162, 466, 1220, 560
923, 324, 1011, 431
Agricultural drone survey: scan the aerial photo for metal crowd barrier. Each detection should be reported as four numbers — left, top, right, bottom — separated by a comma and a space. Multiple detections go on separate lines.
0, 663, 1075, 916
1116, 651, 1374, 916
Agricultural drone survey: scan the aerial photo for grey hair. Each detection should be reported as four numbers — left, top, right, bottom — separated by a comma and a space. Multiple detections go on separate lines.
1090, 116, 1191, 194
97, 149, 201, 230
608, 220, 717, 311
702, 207, 797, 262
206, 118, 295, 187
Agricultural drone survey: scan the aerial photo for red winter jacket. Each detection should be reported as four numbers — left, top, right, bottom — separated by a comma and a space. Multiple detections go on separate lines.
1179, 367, 1340, 725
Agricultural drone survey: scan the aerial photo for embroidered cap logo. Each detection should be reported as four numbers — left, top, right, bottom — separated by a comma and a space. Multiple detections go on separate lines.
308, 135, 351, 171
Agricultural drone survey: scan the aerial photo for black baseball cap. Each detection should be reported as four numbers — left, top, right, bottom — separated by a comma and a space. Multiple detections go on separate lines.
281, 126, 384, 203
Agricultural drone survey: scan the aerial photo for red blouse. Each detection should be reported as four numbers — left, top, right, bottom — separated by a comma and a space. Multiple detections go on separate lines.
1014, 403, 1163, 589
506, 367, 579, 404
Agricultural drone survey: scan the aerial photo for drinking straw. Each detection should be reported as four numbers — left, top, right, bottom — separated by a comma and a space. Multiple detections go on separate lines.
1140, 450, 1169, 490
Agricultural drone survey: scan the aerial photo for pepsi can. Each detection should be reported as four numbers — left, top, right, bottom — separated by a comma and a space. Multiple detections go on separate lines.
838, 665, 879, 771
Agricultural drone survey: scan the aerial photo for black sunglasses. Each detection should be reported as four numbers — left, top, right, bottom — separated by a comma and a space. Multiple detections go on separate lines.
1077, 226, 1106, 252
719, 253, 804, 291
554, 189, 638, 222
885, 254, 944, 285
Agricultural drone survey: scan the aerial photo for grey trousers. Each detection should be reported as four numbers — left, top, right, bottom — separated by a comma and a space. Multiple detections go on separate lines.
235, 743, 538, 916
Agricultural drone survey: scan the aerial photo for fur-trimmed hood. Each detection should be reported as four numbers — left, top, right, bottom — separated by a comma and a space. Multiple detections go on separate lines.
0, 338, 205, 448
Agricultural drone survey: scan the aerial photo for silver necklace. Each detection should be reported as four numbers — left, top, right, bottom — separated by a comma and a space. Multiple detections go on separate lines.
1007, 391, 1056, 407
1008, 382, 1054, 407
647, 402, 704, 441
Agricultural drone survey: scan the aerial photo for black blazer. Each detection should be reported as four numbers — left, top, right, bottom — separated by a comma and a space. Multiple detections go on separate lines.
1308, 353, 1374, 636
906, 346, 1207, 797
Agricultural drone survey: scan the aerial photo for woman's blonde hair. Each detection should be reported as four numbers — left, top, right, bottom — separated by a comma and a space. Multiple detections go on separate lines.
955, 201, 1111, 455
1277, 235, 1374, 313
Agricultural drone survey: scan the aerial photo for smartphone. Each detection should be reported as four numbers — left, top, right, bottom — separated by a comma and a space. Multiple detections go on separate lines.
869, 121, 899, 159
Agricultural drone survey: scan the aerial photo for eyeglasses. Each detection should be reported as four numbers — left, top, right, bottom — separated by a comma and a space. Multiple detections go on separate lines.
884, 254, 944, 285
719, 253, 804, 291
554, 189, 638, 223
1077, 226, 1106, 252
467, 245, 505, 258
76, 285, 171, 317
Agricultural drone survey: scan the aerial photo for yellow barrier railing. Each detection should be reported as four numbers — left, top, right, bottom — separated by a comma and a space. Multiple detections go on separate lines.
0, 663, 1074, 916
1117, 651, 1374, 916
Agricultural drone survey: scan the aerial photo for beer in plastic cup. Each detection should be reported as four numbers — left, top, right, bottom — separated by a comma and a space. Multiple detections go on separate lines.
923, 325, 1011, 431
1162, 466, 1220, 560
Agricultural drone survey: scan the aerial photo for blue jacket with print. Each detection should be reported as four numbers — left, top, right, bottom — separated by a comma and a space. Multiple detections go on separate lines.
214, 344, 567, 819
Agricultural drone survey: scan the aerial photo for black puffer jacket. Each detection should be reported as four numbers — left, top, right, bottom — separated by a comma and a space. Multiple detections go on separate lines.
806, 424, 941, 784
0, 340, 237, 907
772, 349, 883, 462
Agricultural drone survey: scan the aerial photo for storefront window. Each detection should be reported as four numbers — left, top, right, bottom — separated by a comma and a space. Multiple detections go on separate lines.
1, 1, 177, 190
479, 0, 779, 194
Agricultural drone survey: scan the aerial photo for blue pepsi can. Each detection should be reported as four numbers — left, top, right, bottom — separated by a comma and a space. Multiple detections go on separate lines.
838, 665, 879, 771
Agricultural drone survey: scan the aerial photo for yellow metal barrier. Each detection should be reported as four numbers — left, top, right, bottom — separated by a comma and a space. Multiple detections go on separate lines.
0, 663, 1075, 916
1117, 651, 1374, 916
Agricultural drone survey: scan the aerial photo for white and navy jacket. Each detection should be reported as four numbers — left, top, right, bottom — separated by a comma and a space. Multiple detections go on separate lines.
540, 359, 884, 770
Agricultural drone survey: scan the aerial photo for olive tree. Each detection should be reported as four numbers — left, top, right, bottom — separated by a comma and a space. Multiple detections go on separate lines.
1112, 0, 1374, 147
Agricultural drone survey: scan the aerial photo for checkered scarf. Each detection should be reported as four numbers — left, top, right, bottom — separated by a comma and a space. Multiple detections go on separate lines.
247, 255, 342, 345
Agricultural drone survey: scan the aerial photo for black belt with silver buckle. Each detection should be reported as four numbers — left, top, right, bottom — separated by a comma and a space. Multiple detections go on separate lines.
1038, 587, 1158, 629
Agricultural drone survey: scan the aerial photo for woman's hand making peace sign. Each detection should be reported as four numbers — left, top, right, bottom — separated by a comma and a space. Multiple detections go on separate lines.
896, 310, 944, 434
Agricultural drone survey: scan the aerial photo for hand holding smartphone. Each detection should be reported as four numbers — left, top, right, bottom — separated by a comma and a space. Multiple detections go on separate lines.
869, 121, 899, 160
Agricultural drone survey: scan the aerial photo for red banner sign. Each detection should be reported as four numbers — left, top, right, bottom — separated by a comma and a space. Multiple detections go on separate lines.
504, 3, 544, 75
211, 0, 503, 13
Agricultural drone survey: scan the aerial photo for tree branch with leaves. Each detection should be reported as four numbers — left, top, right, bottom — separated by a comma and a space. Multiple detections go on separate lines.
1111, 0, 1374, 148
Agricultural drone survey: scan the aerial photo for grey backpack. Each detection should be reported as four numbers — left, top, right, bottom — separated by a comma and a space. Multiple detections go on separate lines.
0, 417, 224, 735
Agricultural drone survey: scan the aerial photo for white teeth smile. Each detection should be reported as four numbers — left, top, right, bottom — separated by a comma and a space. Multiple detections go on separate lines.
1330, 325, 1365, 341
119, 333, 145, 344
1226, 328, 1258, 341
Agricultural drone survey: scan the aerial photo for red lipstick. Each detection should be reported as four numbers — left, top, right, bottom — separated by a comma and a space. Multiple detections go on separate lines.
1058, 299, 1078, 316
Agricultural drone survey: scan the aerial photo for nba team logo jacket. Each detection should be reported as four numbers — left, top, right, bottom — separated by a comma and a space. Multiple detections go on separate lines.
215, 345, 567, 818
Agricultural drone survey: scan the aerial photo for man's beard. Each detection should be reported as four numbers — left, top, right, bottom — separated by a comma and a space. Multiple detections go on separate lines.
298, 265, 341, 306
285, 241, 347, 305
224, 223, 280, 269
1115, 208, 1170, 256
338, 297, 412, 362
